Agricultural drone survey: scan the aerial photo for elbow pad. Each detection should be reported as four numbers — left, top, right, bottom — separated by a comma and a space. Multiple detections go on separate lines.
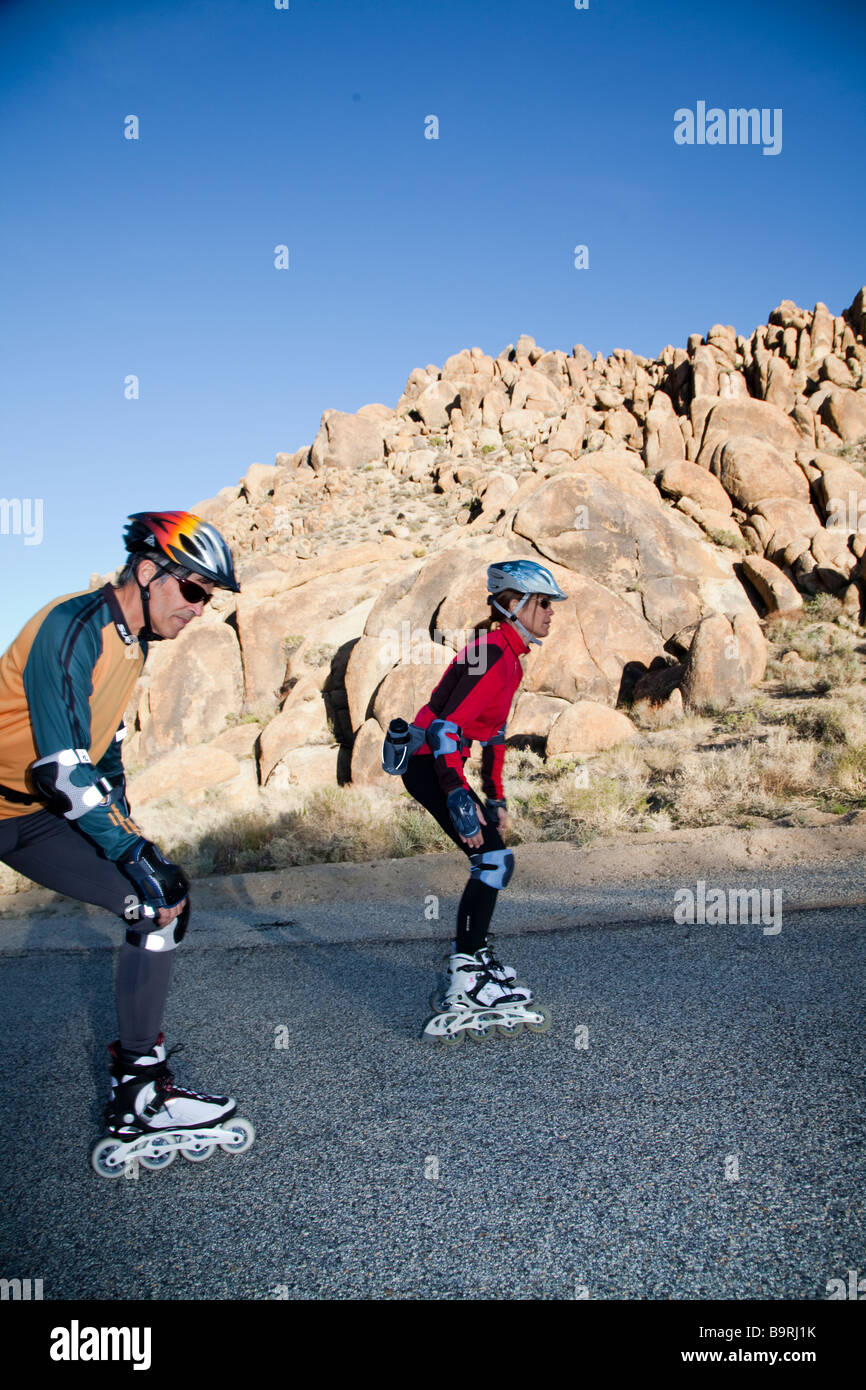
118, 838, 189, 913
427, 719, 465, 758
446, 787, 481, 839
30, 748, 112, 820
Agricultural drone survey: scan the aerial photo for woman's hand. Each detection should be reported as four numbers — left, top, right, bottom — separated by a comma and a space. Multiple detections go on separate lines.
460, 805, 486, 849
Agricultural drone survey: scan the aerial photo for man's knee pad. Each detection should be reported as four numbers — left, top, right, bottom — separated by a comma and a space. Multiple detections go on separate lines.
125, 899, 190, 953
469, 847, 515, 890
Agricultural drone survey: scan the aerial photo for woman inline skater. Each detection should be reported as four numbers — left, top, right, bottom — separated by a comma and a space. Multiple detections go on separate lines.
387, 559, 566, 1044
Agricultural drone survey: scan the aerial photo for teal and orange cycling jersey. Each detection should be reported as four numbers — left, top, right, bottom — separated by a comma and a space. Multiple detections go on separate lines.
0, 584, 146, 859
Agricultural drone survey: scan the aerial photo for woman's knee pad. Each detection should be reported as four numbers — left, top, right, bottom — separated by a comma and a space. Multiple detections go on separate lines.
469, 848, 514, 889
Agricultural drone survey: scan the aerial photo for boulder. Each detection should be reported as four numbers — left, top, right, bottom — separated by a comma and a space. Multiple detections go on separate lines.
764, 357, 796, 413
266, 745, 339, 791
477, 472, 518, 519
810, 528, 857, 591
750, 497, 821, 563
741, 556, 803, 613
681, 613, 750, 711
521, 575, 664, 704
344, 633, 403, 733
546, 702, 639, 756
350, 717, 390, 787
237, 564, 390, 712
510, 368, 565, 415
242, 462, 277, 504
259, 678, 334, 784
510, 692, 571, 739
370, 642, 453, 729
310, 410, 385, 470
128, 744, 241, 805
643, 393, 686, 471
640, 577, 704, 639
710, 436, 811, 510
696, 398, 802, 466
821, 389, 866, 443
733, 608, 768, 686
139, 623, 243, 759
512, 465, 735, 633
658, 459, 733, 516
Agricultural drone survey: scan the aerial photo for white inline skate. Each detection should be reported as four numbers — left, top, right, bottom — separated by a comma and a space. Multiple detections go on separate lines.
91, 1034, 255, 1178
423, 952, 550, 1046
428, 939, 532, 1013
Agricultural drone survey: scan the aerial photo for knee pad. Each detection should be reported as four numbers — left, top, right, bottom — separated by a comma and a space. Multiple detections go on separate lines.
125, 899, 190, 953
469, 847, 514, 890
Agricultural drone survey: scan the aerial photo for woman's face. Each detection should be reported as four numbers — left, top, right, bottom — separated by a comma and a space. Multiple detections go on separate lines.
509, 593, 554, 641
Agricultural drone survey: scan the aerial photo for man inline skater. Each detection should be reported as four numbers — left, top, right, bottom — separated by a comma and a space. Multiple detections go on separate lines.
0, 510, 254, 1174
387, 559, 566, 1043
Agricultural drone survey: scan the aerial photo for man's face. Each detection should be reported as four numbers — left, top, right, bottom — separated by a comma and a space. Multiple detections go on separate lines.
139, 562, 214, 637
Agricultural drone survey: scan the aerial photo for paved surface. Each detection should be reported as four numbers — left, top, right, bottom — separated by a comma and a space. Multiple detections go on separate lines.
1, 888, 863, 1300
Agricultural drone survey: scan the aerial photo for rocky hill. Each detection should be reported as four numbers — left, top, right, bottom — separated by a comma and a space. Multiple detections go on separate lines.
7, 288, 866, 893
121, 287, 866, 795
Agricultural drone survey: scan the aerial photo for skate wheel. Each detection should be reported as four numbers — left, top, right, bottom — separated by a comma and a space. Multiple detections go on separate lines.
467, 1019, 496, 1042
138, 1136, 177, 1170
219, 1117, 256, 1154
180, 1137, 215, 1162
430, 1026, 465, 1047
496, 1020, 524, 1039
524, 1005, 552, 1034
91, 1138, 130, 1179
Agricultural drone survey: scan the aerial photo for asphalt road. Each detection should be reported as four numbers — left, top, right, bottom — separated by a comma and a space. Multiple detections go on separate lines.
1, 899, 863, 1301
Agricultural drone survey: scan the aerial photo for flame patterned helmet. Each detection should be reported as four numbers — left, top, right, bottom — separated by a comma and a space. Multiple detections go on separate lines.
123, 511, 240, 592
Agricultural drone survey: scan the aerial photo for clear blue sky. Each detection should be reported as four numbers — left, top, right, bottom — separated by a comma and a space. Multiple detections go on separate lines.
1, 0, 864, 649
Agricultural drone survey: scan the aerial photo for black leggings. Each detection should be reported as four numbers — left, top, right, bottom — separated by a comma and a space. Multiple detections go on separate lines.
402, 754, 507, 954
0, 809, 174, 1054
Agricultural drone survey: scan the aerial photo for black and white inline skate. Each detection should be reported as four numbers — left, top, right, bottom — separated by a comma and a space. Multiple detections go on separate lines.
428, 938, 532, 1012
91, 1034, 255, 1178
423, 951, 550, 1046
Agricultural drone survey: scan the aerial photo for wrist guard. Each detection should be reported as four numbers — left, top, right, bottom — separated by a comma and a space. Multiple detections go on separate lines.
446, 787, 481, 839
484, 798, 507, 827
118, 838, 189, 912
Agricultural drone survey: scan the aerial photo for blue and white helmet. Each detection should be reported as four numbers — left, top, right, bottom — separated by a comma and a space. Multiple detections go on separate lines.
486, 559, 567, 646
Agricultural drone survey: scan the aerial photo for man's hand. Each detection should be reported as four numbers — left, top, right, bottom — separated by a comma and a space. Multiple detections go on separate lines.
157, 897, 188, 928
118, 838, 189, 923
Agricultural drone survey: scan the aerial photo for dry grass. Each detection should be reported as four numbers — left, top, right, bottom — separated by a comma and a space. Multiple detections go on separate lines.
165, 787, 451, 877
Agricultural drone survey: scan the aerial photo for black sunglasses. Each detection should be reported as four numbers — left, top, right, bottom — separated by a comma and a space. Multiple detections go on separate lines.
536, 596, 552, 609
176, 575, 213, 606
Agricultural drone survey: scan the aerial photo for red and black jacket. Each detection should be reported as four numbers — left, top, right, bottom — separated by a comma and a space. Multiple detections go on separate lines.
410, 622, 528, 799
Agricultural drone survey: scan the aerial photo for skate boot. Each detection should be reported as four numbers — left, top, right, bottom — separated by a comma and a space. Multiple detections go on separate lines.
91, 1034, 255, 1178
429, 941, 532, 1012
475, 936, 532, 1000
422, 953, 550, 1046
